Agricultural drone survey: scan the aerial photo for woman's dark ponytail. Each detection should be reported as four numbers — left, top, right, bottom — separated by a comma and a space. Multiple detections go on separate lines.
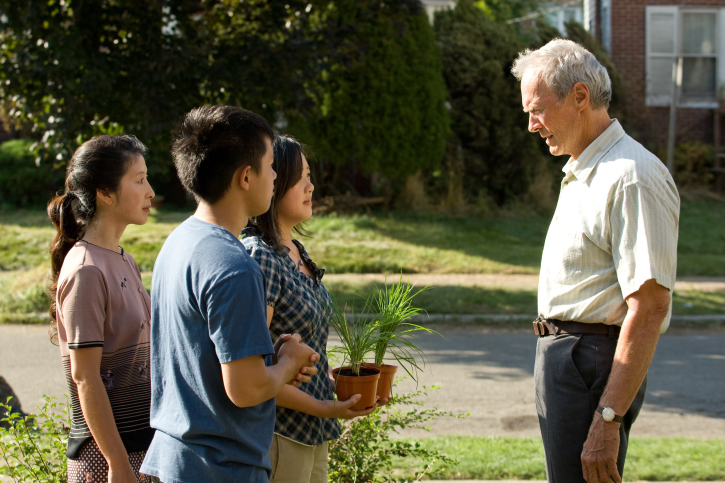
47, 135, 146, 345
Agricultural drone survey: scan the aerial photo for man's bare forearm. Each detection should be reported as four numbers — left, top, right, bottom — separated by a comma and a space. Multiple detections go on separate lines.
598, 280, 669, 415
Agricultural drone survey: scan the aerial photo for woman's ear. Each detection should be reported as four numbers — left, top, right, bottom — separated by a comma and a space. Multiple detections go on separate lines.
96, 188, 115, 206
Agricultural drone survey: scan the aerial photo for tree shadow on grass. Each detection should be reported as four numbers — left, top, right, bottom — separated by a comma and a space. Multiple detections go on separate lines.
357, 211, 550, 272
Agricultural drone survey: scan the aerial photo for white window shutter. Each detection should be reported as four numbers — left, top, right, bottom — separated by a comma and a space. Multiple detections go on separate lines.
646, 6, 678, 107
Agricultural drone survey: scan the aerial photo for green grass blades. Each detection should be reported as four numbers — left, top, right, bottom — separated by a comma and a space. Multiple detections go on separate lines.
388, 435, 725, 481
2, 200, 725, 275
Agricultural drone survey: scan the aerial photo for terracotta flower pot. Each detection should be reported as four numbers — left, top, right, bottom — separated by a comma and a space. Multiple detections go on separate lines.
375, 364, 398, 401
363, 363, 398, 401
332, 366, 381, 411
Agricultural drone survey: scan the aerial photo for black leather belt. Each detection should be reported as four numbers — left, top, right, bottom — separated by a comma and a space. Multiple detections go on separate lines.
533, 317, 620, 339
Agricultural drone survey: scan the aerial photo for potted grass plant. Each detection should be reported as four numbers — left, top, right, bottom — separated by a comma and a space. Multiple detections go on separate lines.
366, 275, 436, 401
327, 300, 383, 411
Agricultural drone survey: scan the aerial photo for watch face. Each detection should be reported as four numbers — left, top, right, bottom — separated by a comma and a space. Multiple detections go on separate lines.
602, 407, 615, 422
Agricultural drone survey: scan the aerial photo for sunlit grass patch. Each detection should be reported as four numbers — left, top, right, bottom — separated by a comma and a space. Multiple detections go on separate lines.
673, 290, 725, 316
0, 266, 51, 315
389, 436, 725, 481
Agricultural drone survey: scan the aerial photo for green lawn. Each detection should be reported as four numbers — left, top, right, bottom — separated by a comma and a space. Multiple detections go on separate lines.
390, 435, 725, 481
2, 200, 723, 275
1, 201, 724, 323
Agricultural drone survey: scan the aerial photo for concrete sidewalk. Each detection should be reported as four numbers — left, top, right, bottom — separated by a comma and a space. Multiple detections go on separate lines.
324, 273, 725, 293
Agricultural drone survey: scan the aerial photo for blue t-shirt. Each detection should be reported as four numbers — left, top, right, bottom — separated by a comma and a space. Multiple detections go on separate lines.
140, 217, 275, 483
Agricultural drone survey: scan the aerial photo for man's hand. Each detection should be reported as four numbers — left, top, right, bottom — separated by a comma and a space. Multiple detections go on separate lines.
273, 333, 291, 356
581, 412, 621, 483
580, 278, 669, 482
277, 333, 319, 384
275, 333, 319, 386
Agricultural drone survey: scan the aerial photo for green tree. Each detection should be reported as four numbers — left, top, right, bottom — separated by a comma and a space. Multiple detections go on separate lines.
0, 0, 202, 202
0, 0, 334, 203
435, 0, 543, 205
288, 0, 450, 191
474, 0, 540, 22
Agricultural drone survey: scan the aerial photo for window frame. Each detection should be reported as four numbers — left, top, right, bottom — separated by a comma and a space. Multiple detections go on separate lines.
646, 5, 722, 109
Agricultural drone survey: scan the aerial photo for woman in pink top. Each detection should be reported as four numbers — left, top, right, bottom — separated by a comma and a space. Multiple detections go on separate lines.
47, 135, 156, 483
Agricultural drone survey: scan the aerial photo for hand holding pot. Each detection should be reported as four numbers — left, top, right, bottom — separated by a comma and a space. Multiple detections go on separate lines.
321, 394, 378, 420
277, 333, 319, 386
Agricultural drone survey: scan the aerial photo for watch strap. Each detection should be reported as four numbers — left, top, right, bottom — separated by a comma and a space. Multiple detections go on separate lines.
597, 405, 623, 423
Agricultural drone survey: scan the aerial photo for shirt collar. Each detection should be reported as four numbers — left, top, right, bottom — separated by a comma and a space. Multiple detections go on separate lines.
241, 225, 326, 283
562, 119, 624, 184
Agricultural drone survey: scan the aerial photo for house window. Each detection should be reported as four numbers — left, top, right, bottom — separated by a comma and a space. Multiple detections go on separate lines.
646, 6, 724, 108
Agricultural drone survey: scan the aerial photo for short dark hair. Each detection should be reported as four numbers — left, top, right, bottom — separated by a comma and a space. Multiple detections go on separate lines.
249, 135, 312, 251
172, 106, 275, 204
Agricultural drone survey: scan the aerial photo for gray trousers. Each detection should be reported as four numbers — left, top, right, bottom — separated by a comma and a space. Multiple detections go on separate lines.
535, 333, 646, 483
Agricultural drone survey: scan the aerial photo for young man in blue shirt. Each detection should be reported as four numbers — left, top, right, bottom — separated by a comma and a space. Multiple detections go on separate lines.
141, 106, 319, 483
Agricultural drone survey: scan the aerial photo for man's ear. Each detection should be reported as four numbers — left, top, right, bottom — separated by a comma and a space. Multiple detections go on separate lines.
237, 165, 254, 191
573, 82, 590, 111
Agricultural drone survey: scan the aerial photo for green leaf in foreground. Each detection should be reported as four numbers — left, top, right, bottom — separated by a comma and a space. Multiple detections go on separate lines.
0, 396, 70, 483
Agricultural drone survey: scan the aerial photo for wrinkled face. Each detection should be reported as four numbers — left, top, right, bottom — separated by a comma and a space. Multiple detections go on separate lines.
521, 70, 582, 157
277, 154, 314, 226
112, 155, 155, 226
247, 136, 277, 217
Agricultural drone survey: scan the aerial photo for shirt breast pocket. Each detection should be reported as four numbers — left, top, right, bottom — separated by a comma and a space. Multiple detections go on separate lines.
543, 227, 586, 285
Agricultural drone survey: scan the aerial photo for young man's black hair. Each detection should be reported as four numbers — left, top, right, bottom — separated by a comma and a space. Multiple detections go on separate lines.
172, 105, 276, 204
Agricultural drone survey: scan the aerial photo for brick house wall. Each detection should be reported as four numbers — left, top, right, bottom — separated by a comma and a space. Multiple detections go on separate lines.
609, 0, 723, 151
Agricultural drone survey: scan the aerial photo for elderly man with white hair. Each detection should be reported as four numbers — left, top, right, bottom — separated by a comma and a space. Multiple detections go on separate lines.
511, 40, 679, 483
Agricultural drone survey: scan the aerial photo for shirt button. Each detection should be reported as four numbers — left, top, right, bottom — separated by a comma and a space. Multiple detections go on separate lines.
138, 287, 142, 292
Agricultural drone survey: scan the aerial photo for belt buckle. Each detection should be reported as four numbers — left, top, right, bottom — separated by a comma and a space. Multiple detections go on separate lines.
533, 318, 550, 336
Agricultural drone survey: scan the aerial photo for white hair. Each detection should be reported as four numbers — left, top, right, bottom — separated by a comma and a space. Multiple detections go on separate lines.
511, 39, 611, 110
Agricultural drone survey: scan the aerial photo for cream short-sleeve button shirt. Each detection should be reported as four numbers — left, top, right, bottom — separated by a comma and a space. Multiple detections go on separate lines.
538, 120, 680, 333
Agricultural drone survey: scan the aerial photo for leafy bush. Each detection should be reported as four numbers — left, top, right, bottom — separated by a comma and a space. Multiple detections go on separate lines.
328, 386, 465, 482
672, 141, 715, 188
0, 396, 69, 483
0, 140, 64, 207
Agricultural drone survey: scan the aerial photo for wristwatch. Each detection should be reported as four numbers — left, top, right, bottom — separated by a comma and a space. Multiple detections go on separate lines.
597, 405, 623, 423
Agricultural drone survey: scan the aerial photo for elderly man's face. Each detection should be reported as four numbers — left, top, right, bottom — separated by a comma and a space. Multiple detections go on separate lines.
521, 70, 581, 157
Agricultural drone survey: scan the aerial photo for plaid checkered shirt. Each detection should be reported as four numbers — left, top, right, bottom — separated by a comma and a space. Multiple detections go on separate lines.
241, 227, 341, 446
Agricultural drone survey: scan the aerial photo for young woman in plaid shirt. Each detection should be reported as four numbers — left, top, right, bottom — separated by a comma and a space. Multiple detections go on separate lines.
242, 136, 382, 483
